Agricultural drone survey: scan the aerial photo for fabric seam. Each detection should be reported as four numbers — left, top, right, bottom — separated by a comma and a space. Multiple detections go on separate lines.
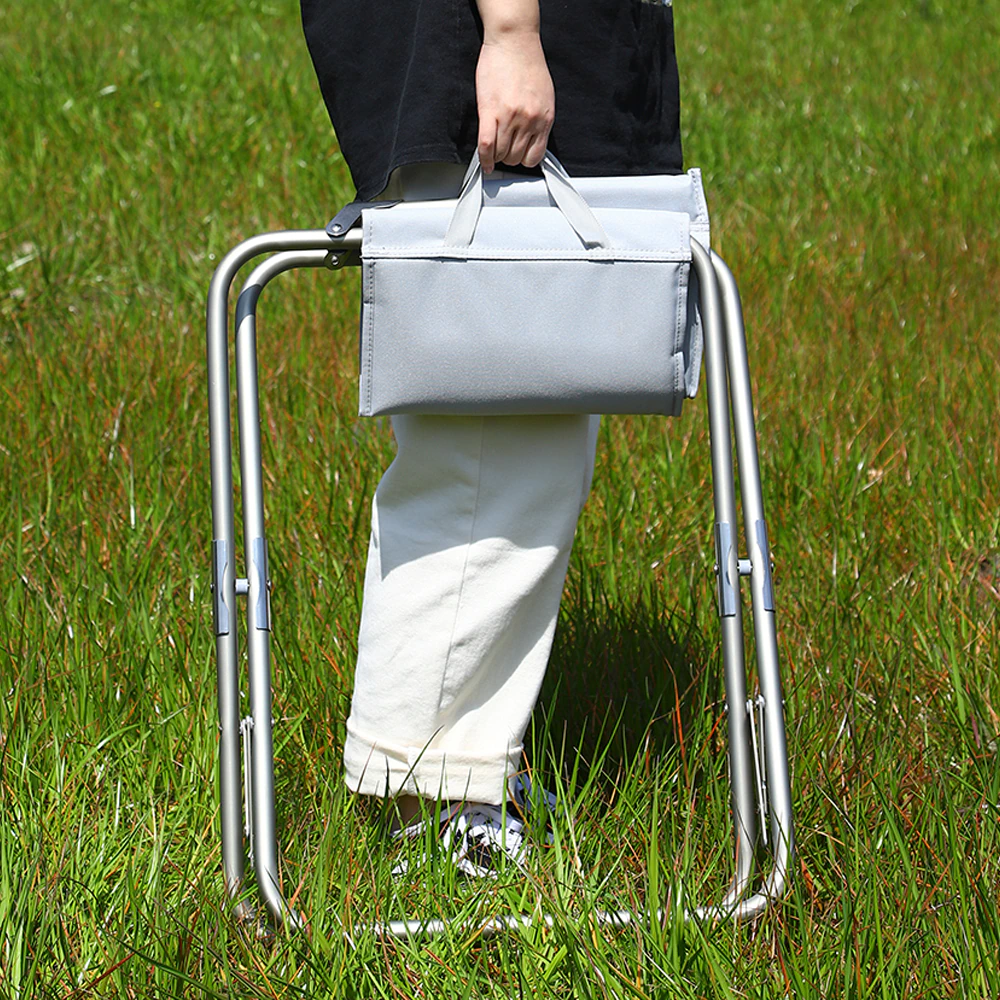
364, 260, 375, 414
675, 259, 685, 411
363, 247, 691, 262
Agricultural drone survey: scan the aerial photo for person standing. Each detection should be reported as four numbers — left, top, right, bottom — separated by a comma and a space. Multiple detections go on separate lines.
301, 0, 683, 871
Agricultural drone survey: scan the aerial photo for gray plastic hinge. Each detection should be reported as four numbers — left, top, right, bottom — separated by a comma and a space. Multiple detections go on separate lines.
211, 540, 230, 636
326, 199, 399, 236
250, 537, 271, 631
714, 522, 737, 618
737, 558, 752, 577
755, 519, 776, 612
235, 578, 249, 597
324, 251, 350, 270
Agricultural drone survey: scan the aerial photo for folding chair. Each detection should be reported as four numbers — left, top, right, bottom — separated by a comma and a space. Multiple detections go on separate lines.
206, 192, 794, 938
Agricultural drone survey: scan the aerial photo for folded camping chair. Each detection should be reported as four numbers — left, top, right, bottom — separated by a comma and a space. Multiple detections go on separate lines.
206, 183, 794, 938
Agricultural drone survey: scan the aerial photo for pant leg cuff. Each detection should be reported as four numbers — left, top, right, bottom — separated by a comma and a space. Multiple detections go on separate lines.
343, 719, 522, 806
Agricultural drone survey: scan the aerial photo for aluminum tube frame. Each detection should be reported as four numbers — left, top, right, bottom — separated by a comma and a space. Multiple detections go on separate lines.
235, 249, 337, 926
690, 241, 757, 913
710, 250, 793, 894
206, 231, 355, 920
207, 229, 792, 935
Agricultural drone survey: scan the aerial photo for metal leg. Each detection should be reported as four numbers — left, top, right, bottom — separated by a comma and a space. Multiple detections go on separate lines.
689, 240, 759, 915
235, 250, 339, 926
206, 231, 355, 920
711, 250, 794, 900
207, 230, 793, 934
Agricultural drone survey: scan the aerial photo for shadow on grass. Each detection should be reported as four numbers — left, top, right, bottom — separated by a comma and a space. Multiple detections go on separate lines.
533, 570, 713, 790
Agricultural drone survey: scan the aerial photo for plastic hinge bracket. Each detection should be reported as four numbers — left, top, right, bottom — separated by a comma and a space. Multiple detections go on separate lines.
755, 519, 775, 612
326, 200, 399, 237
714, 522, 737, 618
251, 537, 270, 631
211, 539, 230, 636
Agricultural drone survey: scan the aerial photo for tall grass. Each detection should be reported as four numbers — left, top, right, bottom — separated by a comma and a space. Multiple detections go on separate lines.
1, 0, 998, 995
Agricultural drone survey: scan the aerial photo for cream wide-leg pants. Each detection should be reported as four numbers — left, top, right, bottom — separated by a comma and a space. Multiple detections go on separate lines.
342, 163, 600, 805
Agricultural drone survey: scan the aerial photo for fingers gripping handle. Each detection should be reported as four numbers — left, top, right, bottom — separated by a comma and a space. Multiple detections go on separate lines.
443, 152, 611, 249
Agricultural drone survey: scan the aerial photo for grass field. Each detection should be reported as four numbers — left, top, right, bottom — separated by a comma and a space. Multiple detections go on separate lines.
2, 0, 999, 995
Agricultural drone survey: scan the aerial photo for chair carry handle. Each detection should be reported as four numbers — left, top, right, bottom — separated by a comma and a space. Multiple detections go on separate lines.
444, 151, 611, 250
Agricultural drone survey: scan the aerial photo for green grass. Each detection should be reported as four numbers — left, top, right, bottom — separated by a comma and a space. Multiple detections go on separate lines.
2, 0, 999, 995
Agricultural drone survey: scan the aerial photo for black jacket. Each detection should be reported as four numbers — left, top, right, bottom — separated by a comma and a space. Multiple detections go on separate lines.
302, 0, 683, 200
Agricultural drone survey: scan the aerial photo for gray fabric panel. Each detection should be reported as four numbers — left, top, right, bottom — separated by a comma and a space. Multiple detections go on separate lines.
359, 168, 709, 416
360, 257, 687, 417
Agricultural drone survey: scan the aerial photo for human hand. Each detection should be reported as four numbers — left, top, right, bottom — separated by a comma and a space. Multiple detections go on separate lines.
475, 21, 554, 173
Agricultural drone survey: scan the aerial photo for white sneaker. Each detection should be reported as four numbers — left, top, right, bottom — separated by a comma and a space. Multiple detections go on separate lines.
392, 801, 529, 879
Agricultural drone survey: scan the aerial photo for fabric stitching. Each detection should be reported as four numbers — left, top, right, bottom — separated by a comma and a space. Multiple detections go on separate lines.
677, 263, 686, 410
363, 261, 375, 414
674, 258, 687, 361
363, 247, 691, 262
346, 717, 521, 772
